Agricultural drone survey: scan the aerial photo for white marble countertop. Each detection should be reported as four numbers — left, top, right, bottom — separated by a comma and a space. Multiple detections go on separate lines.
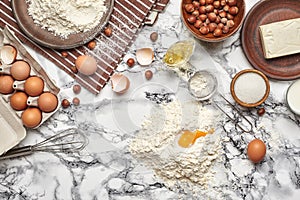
1, 0, 300, 199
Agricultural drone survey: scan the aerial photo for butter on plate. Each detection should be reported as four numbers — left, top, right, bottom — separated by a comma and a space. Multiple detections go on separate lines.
259, 18, 300, 59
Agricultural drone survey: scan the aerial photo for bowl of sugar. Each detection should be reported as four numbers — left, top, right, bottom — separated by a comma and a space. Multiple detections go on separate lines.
286, 79, 300, 115
230, 69, 270, 107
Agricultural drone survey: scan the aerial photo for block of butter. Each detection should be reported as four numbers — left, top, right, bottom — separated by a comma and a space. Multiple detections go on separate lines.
259, 18, 300, 59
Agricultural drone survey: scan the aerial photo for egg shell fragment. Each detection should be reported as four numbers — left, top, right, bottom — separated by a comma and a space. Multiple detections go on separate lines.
0, 45, 17, 64
136, 48, 154, 66
110, 73, 130, 94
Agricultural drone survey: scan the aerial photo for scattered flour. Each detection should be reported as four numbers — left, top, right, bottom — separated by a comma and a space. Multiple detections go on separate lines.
26, 0, 107, 38
129, 100, 224, 198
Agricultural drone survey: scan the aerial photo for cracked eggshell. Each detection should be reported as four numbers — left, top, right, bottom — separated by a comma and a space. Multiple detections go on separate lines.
0, 45, 17, 64
136, 48, 154, 66
110, 73, 130, 94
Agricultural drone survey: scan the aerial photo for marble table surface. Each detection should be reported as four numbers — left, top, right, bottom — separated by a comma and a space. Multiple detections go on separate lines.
1, 0, 300, 199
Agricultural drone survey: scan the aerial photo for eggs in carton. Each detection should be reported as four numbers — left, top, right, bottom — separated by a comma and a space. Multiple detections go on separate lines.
0, 27, 60, 155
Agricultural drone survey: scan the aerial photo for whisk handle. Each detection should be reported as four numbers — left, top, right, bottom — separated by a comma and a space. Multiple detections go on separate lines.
0, 146, 33, 160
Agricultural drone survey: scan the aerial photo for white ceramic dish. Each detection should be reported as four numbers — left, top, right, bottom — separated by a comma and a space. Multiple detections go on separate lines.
286, 79, 300, 115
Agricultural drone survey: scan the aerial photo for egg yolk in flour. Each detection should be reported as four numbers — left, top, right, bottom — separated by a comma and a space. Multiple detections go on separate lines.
178, 129, 213, 148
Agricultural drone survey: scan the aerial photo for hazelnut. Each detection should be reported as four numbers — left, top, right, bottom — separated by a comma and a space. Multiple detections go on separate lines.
126, 58, 135, 67
194, 20, 203, 28
227, 0, 237, 6
219, 10, 227, 18
199, 26, 209, 35
226, 20, 235, 28
207, 12, 217, 22
213, 28, 222, 37
70, 66, 78, 74
223, 5, 230, 12
145, 70, 153, 80
222, 25, 230, 33
206, 0, 214, 4
220, 0, 226, 6
61, 51, 68, 58
187, 15, 197, 24
229, 6, 239, 15
199, 14, 207, 22
104, 27, 112, 37
221, 17, 228, 24
214, 9, 219, 15
200, 0, 206, 6
61, 99, 70, 109
199, 6, 206, 14
215, 16, 221, 24
73, 84, 81, 94
205, 5, 214, 13
205, 18, 211, 25
185, 4, 195, 13
192, 1, 200, 9
208, 23, 217, 32
257, 107, 265, 116
192, 10, 200, 17
217, 23, 224, 29
227, 13, 234, 20
72, 97, 80, 106
213, 1, 221, 9
150, 32, 158, 42
87, 40, 96, 50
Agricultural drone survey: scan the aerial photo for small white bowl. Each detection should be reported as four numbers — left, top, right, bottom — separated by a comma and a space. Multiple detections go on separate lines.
286, 79, 300, 115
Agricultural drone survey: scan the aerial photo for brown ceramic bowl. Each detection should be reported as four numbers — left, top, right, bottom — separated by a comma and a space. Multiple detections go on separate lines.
181, 0, 245, 42
230, 69, 270, 108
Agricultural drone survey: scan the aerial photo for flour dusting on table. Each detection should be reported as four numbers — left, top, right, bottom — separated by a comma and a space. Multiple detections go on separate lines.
26, 0, 107, 38
129, 100, 225, 198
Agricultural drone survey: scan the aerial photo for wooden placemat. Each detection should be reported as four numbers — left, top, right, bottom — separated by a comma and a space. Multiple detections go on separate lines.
0, 0, 169, 94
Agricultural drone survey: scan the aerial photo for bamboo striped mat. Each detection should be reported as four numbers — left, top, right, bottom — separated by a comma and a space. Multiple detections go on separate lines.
0, 0, 169, 94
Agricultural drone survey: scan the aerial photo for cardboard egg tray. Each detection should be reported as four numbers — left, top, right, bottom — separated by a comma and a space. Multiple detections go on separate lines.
0, 27, 60, 155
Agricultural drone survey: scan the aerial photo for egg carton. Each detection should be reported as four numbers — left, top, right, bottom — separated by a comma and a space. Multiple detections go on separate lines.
0, 27, 60, 156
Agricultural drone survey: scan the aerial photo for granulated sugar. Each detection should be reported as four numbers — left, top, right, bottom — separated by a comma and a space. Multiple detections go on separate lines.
233, 72, 267, 104
26, 0, 107, 38
129, 100, 224, 198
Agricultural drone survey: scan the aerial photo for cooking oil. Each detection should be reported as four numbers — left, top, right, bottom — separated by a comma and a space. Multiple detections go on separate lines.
163, 40, 195, 68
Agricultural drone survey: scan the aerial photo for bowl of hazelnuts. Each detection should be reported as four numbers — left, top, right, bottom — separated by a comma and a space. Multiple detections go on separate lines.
181, 0, 245, 42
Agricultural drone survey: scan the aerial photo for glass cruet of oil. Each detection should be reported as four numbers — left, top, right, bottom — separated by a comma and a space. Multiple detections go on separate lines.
163, 39, 195, 74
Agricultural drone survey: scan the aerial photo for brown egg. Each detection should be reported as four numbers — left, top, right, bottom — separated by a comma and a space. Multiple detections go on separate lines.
24, 76, 44, 97
247, 139, 266, 163
38, 92, 58, 113
10, 61, 31, 80
75, 55, 97, 75
0, 75, 14, 94
10, 91, 28, 111
21, 107, 42, 128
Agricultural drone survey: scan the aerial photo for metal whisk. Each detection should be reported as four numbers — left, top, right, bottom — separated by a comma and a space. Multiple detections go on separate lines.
0, 128, 88, 160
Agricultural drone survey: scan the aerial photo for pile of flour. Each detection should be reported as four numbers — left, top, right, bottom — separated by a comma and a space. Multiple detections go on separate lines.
129, 100, 225, 198
26, 0, 107, 38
